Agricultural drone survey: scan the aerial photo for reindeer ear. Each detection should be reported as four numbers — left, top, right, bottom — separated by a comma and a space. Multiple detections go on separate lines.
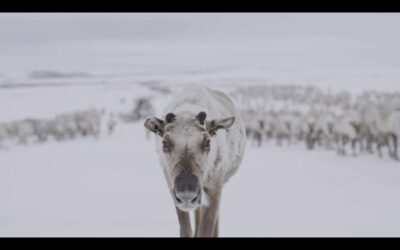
206, 116, 235, 136
165, 113, 176, 123
144, 116, 165, 136
196, 111, 207, 125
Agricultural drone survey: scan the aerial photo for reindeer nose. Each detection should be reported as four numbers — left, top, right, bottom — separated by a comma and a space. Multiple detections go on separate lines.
174, 172, 201, 205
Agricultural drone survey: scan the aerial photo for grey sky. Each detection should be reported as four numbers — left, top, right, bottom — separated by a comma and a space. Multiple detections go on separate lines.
1, 13, 400, 86
0, 13, 399, 44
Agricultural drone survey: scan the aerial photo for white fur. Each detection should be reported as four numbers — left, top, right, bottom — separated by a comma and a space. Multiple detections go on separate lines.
153, 86, 247, 207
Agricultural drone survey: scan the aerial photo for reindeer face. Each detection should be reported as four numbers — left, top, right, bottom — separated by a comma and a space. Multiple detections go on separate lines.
144, 111, 235, 211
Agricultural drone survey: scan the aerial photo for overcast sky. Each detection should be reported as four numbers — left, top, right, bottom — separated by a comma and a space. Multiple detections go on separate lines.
1, 13, 400, 88
1, 13, 400, 45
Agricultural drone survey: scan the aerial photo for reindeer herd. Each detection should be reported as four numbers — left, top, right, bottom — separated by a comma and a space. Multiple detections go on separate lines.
1, 83, 398, 162
0, 97, 156, 150
232, 85, 400, 161
0, 109, 103, 148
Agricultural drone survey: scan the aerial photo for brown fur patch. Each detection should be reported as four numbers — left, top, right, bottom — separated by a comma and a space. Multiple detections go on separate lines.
164, 119, 206, 133
162, 134, 174, 153
200, 133, 211, 153
174, 147, 204, 181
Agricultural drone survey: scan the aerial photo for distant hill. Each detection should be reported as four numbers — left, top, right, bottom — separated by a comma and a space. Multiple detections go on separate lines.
29, 70, 90, 79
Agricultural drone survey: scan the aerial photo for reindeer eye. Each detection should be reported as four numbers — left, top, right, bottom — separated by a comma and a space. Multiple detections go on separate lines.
162, 140, 170, 153
202, 139, 211, 152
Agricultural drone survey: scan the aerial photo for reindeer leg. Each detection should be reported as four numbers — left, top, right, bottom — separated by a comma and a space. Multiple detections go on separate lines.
393, 134, 399, 161
359, 138, 364, 153
351, 138, 357, 156
388, 134, 398, 160
367, 137, 373, 153
212, 215, 219, 237
336, 136, 341, 155
339, 137, 344, 155
342, 137, 348, 156
194, 207, 201, 236
256, 132, 262, 147
197, 188, 221, 237
175, 207, 193, 237
377, 140, 383, 158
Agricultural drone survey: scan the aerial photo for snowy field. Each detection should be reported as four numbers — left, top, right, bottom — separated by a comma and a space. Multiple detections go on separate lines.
0, 81, 399, 237
1, 13, 400, 237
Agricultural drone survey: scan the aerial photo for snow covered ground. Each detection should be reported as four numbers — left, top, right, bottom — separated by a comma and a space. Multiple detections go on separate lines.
0, 82, 399, 237
1, 13, 400, 237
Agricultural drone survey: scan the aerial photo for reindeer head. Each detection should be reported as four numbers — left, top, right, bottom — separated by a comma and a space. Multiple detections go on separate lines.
144, 111, 235, 211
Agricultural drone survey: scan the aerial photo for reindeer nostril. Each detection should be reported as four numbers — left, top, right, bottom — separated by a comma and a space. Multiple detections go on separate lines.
191, 190, 201, 203
174, 190, 183, 203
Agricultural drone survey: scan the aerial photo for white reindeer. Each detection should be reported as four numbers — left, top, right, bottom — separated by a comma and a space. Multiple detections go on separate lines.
332, 109, 360, 156
144, 86, 247, 237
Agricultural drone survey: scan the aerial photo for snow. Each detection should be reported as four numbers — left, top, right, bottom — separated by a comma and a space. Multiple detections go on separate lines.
0, 82, 399, 237
1, 13, 400, 237
225, 145, 400, 237
1, 121, 400, 237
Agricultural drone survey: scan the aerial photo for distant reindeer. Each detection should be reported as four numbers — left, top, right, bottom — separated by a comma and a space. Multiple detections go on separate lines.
333, 112, 360, 156
144, 86, 247, 237
107, 113, 117, 136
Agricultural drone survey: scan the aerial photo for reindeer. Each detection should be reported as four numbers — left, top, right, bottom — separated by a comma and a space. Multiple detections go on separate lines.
308, 111, 336, 150
241, 109, 265, 147
144, 86, 247, 237
332, 110, 360, 156
0, 123, 9, 148
107, 113, 117, 136
387, 109, 400, 160
373, 106, 400, 160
